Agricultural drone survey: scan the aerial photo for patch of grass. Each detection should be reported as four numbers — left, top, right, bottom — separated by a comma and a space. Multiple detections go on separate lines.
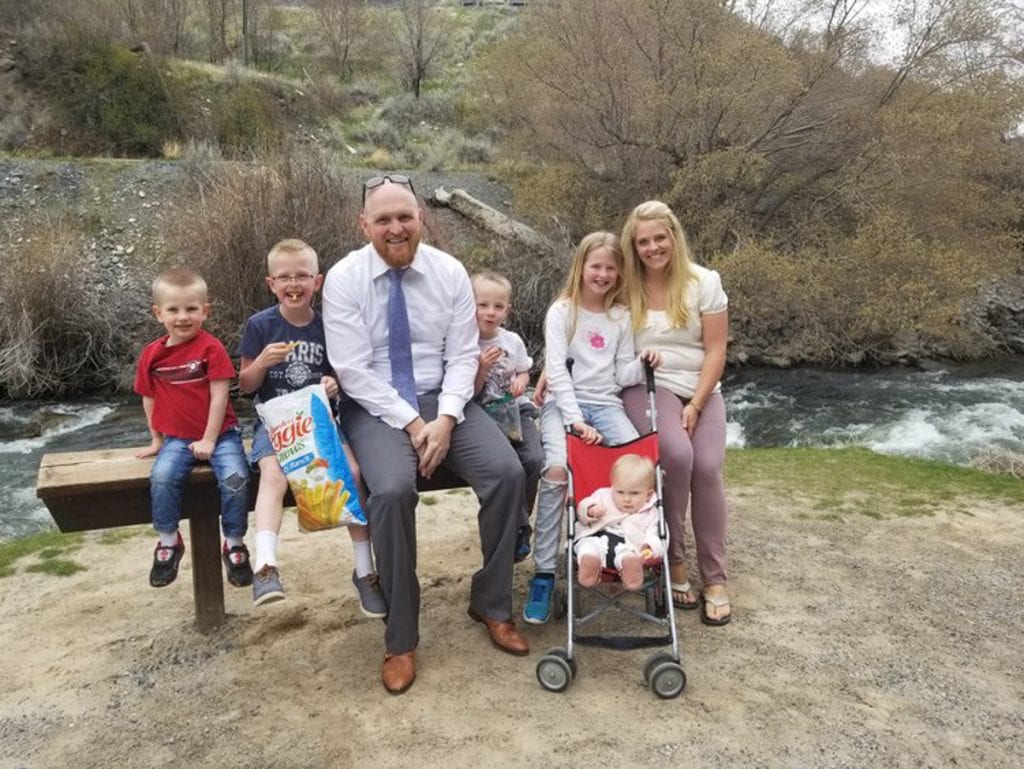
420, 496, 439, 506
0, 530, 84, 578
26, 559, 86, 577
725, 447, 1024, 519
97, 526, 150, 545
446, 488, 472, 496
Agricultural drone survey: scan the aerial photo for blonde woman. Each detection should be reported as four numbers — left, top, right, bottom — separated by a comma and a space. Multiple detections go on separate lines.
620, 201, 731, 626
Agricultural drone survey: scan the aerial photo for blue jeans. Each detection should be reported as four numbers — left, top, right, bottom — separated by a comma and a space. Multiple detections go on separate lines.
532, 400, 638, 573
150, 428, 250, 538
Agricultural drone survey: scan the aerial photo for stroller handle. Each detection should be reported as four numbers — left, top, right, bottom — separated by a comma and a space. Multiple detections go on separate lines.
644, 360, 656, 394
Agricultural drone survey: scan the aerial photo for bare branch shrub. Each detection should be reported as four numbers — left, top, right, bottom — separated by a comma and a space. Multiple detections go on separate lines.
970, 448, 1024, 479
388, 0, 450, 98
309, 0, 367, 79
717, 212, 1008, 363
165, 147, 363, 351
461, 237, 566, 368
0, 220, 123, 397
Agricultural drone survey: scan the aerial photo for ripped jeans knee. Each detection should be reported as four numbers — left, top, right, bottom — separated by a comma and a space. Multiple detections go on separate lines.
532, 466, 569, 572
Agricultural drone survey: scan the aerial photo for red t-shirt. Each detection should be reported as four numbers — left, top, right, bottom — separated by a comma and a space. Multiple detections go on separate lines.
134, 329, 238, 441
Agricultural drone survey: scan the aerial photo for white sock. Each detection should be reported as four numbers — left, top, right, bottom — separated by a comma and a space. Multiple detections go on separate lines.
254, 530, 279, 571
352, 539, 374, 577
225, 535, 244, 550
158, 530, 179, 547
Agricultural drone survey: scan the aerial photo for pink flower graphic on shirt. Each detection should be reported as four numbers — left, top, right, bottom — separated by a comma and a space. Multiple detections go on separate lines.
588, 331, 606, 350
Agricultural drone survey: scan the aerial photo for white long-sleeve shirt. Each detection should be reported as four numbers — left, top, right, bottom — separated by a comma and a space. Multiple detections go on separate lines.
544, 299, 644, 426
322, 242, 479, 430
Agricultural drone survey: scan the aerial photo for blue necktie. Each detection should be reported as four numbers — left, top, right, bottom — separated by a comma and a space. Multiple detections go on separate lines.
387, 268, 418, 408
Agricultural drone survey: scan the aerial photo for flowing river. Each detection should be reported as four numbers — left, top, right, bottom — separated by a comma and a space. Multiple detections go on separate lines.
3, 358, 1023, 541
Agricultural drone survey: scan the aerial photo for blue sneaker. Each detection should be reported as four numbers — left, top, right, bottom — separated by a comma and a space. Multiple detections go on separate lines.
523, 573, 554, 624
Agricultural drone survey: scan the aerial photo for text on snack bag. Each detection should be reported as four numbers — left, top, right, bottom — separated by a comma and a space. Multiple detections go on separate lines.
269, 411, 313, 463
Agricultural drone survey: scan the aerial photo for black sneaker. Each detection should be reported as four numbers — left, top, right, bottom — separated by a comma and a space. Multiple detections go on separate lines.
222, 542, 254, 587
514, 524, 532, 564
150, 535, 185, 588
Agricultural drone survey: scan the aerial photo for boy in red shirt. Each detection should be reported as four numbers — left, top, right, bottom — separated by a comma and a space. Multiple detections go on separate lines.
135, 267, 252, 588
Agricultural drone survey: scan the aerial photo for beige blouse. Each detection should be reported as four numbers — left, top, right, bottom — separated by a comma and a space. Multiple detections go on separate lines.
634, 263, 728, 400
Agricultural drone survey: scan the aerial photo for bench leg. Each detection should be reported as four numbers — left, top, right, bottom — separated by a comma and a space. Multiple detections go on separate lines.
189, 513, 225, 632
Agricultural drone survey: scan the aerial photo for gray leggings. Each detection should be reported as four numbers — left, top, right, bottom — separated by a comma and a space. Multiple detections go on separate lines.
622, 386, 728, 586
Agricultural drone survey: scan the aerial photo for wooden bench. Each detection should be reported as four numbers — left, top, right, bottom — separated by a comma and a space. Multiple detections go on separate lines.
36, 448, 467, 633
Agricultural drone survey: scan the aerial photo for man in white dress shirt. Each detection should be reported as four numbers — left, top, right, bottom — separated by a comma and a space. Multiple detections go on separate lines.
322, 176, 529, 694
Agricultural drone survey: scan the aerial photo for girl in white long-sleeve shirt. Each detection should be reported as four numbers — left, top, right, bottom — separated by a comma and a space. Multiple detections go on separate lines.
523, 231, 660, 624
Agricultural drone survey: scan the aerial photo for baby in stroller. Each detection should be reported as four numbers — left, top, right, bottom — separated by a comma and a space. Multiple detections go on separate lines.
575, 454, 663, 591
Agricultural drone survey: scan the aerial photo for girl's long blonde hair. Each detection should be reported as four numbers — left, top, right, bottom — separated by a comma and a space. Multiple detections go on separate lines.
558, 230, 624, 341
621, 201, 696, 332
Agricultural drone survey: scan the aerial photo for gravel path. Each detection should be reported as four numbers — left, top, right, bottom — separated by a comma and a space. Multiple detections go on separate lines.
1, 485, 1021, 768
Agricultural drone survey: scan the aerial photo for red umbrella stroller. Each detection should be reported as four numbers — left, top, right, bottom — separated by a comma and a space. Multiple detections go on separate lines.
535, 366, 686, 698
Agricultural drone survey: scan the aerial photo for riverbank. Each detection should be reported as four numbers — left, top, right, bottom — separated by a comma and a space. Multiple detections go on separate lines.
3, 155, 1024, 402
5, 359, 1024, 542
3, 452, 1023, 768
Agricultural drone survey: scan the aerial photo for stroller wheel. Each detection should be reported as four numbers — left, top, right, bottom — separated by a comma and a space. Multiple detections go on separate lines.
548, 646, 577, 679
536, 653, 573, 693
643, 651, 677, 684
649, 661, 687, 699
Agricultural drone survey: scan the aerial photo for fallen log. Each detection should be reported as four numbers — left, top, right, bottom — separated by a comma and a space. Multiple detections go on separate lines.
431, 187, 556, 254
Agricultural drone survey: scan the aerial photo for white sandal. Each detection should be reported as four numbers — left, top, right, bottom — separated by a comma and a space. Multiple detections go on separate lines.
699, 591, 732, 626
670, 580, 699, 610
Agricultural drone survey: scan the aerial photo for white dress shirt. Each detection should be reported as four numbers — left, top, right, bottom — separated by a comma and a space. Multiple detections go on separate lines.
322, 242, 479, 430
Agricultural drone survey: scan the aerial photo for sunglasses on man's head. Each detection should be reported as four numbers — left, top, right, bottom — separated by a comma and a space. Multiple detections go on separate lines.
362, 174, 416, 204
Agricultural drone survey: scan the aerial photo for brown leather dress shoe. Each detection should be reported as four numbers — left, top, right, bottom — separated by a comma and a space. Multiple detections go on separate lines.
382, 651, 416, 694
467, 606, 529, 656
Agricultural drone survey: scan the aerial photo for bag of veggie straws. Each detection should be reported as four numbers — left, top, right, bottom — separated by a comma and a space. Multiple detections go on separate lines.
255, 383, 366, 532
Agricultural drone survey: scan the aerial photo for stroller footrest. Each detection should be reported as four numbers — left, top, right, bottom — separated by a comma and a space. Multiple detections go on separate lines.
574, 633, 674, 651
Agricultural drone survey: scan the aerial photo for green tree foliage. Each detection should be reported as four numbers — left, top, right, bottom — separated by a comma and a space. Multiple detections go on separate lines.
34, 38, 179, 156
215, 81, 282, 152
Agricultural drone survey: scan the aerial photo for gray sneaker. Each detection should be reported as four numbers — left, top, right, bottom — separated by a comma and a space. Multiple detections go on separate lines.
352, 570, 387, 618
253, 565, 285, 606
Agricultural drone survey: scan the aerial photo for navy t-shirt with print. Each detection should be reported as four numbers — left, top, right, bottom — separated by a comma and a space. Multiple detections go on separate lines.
236, 306, 333, 405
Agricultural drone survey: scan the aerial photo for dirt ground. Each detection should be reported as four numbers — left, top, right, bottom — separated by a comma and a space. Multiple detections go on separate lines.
2, 484, 1022, 769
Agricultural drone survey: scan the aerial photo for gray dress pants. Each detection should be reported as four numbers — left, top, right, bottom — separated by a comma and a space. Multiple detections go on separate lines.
340, 393, 526, 655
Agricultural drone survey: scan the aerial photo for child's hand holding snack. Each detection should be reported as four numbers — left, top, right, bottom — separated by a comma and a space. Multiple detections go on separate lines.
479, 345, 502, 375
256, 341, 298, 369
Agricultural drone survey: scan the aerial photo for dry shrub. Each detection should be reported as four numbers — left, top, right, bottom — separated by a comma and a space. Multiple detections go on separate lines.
718, 213, 1010, 363
461, 238, 566, 366
503, 162, 614, 241
0, 220, 123, 397
717, 240, 842, 361
970, 449, 1024, 479
165, 148, 363, 350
